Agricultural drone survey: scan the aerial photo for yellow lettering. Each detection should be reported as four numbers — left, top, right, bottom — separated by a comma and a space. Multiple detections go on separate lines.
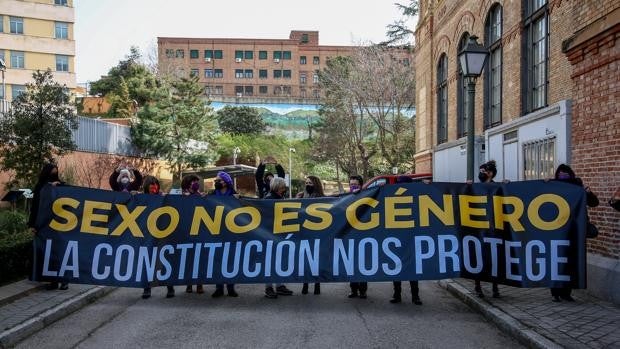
190, 206, 224, 236
528, 194, 570, 230
493, 196, 525, 232
147, 207, 179, 238
274, 202, 302, 234
459, 195, 490, 229
346, 197, 379, 230
419, 195, 455, 227
303, 203, 333, 231
49, 197, 80, 232
385, 196, 415, 228
81, 200, 111, 235
110, 204, 146, 237
225, 207, 260, 234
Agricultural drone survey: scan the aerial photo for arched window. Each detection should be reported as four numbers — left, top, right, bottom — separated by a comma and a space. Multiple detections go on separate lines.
437, 54, 448, 144
484, 4, 502, 129
457, 33, 470, 138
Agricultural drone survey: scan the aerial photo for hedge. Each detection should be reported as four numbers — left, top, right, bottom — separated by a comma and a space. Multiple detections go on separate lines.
0, 210, 33, 285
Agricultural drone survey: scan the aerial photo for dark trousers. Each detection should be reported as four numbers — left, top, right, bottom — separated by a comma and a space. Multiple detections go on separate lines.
475, 280, 499, 293
216, 284, 235, 292
393, 281, 419, 298
550, 287, 572, 298
350, 282, 368, 294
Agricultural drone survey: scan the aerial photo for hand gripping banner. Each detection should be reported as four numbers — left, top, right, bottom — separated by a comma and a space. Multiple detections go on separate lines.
32, 181, 587, 288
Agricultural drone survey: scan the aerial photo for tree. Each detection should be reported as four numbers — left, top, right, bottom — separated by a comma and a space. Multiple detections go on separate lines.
0, 69, 78, 187
216, 106, 267, 135
106, 77, 134, 118
90, 46, 158, 107
383, 1, 419, 46
130, 76, 218, 184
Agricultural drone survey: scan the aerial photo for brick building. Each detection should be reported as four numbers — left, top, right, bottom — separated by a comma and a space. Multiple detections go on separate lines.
158, 30, 412, 103
414, 0, 619, 303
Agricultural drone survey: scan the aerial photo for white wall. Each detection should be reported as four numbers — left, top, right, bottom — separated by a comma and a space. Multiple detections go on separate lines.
433, 136, 485, 182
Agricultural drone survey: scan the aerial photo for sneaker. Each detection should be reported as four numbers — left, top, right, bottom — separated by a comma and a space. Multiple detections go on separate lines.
46, 282, 59, 290
301, 283, 309, 295
552, 296, 561, 302
186, 285, 193, 293
474, 287, 484, 298
390, 296, 402, 304
348, 292, 359, 298
212, 289, 224, 298
59, 282, 69, 290
412, 297, 423, 305
492, 291, 500, 298
265, 287, 278, 299
276, 285, 293, 296
313, 283, 320, 295
228, 289, 239, 297
142, 288, 151, 299
166, 287, 175, 298
359, 292, 367, 299
561, 295, 575, 302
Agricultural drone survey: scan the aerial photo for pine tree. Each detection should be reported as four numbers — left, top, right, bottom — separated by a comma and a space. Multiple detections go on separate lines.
107, 77, 134, 118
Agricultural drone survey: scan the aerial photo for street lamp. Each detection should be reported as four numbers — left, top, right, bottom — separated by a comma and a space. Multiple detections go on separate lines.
458, 35, 489, 181
288, 147, 295, 198
232, 147, 240, 190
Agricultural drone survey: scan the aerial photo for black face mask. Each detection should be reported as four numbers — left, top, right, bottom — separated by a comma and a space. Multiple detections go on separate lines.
214, 182, 223, 190
305, 185, 314, 194
478, 172, 489, 183
49, 173, 60, 182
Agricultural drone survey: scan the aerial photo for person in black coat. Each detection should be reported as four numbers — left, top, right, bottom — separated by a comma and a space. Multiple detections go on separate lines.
28, 163, 68, 290
109, 166, 142, 193
347, 175, 369, 299
550, 164, 599, 302
297, 175, 324, 295
255, 157, 285, 199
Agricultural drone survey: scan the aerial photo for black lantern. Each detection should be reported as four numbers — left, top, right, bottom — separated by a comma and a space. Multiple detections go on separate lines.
458, 35, 489, 78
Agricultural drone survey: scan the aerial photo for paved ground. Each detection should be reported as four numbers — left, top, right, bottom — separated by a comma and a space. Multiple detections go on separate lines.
454, 279, 620, 349
13, 282, 522, 349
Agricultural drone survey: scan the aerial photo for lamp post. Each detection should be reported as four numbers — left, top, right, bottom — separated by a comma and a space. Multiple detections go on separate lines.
232, 147, 240, 190
458, 35, 489, 181
288, 147, 295, 198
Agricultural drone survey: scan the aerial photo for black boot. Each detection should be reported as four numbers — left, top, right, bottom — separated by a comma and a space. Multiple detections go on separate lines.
411, 281, 422, 305
313, 283, 320, 295
390, 281, 402, 303
212, 285, 224, 298
166, 286, 175, 298
492, 283, 500, 298
227, 284, 238, 297
142, 287, 151, 299
302, 283, 309, 294
474, 280, 484, 298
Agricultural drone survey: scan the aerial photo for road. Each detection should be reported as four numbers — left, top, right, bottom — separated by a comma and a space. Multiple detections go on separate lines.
16, 281, 522, 348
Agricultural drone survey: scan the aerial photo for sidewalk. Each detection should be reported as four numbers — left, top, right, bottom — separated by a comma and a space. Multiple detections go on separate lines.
0, 280, 113, 348
440, 278, 620, 349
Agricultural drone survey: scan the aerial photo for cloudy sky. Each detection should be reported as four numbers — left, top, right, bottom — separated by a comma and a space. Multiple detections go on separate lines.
75, 0, 415, 82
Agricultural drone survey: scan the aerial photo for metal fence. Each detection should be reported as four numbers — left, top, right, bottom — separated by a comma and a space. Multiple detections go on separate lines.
72, 116, 141, 156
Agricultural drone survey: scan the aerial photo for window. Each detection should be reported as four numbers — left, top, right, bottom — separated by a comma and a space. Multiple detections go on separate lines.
484, 4, 503, 129
523, 0, 548, 113
214, 86, 223, 95
0, 16, 3, 33
436, 54, 448, 144
55, 0, 68, 5
300, 88, 306, 98
190, 68, 199, 77
235, 50, 243, 59
313, 72, 319, 84
301, 34, 309, 43
165, 49, 174, 58
56, 55, 69, 72
54, 22, 69, 39
190, 50, 199, 59
12, 85, 26, 99
282, 51, 291, 60
175, 49, 184, 58
283, 70, 291, 79
205, 69, 214, 78
10, 17, 23, 34
214, 50, 223, 59
259, 69, 267, 79
300, 73, 307, 84
214, 69, 223, 78
282, 86, 291, 95
244, 69, 253, 78
274, 86, 282, 95
235, 69, 244, 79
313, 56, 320, 65
11, 51, 24, 69
523, 136, 555, 180
274, 70, 282, 79
244, 86, 253, 96
244, 51, 253, 59
273, 51, 282, 60
259, 86, 268, 94
0, 50, 4, 64
259, 51, 267, 60
312, 89, 320, 98
300, 56, 307, 65
204, 50, 213, 59
235, 86, 244, 95
456, 32, 470, 138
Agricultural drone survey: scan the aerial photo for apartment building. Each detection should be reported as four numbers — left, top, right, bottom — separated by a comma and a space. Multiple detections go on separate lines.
0, 0, 76, 100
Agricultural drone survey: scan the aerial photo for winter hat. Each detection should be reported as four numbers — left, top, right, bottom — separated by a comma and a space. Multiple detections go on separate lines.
217, 171, 233, 187
118, 169, 133, 182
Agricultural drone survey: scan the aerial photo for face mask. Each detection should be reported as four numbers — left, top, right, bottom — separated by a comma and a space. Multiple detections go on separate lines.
478, 172, 489, 183
214, 182, 223, 190
49, 172, 59, 182
191, 182, 200, 192
305, 185, 314, 194
120, 177, 130, 184
558, 173, 571, 180
149, 184, 159, 194
349, 185, 360, 193
265, 179, 271, 187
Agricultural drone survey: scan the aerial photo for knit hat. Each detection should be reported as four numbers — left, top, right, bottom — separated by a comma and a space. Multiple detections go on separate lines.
217, 171, 233, 187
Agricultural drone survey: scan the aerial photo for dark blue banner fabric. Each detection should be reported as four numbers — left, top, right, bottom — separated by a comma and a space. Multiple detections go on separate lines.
32, 181, 587, 288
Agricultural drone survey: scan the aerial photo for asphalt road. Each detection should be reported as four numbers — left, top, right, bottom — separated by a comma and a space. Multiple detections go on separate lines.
16, 281, 522, 349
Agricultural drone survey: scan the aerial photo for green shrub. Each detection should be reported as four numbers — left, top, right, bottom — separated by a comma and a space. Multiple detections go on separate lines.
0, 210, 33, 285
0, 210, 28, 236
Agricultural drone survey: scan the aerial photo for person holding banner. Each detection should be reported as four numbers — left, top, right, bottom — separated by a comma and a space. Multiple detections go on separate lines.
264, 177, 295, 299
347, 175, 369, 299
209, 171, 239, 298
255, 156, 285, 199
109, 165, 142, 193
140, 176, 176, 299
182, 174, 205, 295
29, 163, 69, 291
297, 176, 325, 295
550, 164, 599, 302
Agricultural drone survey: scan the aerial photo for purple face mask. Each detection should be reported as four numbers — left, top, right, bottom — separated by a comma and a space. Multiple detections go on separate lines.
558, 173, 571, 180
191, 182, 200, 192
349, 185, 360, 193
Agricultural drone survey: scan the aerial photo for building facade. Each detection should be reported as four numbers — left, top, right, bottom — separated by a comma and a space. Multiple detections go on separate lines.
414, 0, 619, 303
158, 30, 412, 103
0, 0, 76, 101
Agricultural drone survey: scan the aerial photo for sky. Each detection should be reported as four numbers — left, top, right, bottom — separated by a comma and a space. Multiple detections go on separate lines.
75, 0, 415, 83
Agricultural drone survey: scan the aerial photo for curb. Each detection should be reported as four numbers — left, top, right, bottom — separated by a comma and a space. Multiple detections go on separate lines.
0, 282, 47, 308
438, 279, 562, 349
0, 286, 116, 348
